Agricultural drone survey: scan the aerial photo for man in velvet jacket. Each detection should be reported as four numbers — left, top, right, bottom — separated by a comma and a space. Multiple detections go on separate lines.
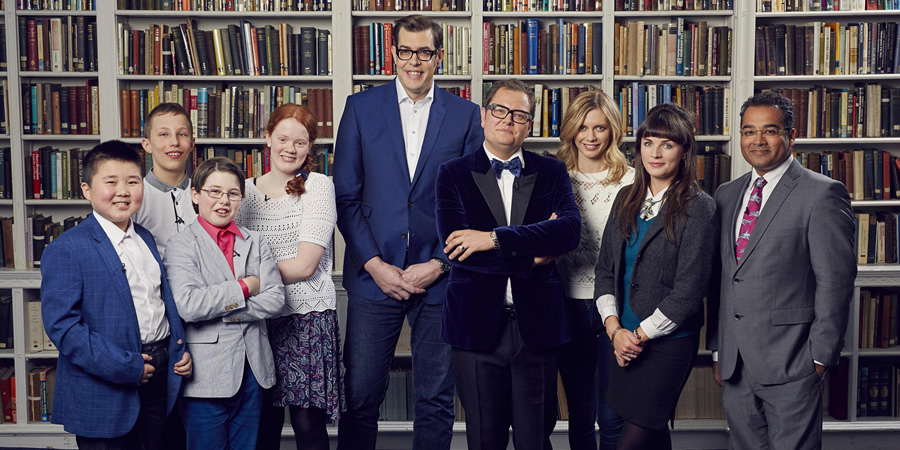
435, 79, 581, 450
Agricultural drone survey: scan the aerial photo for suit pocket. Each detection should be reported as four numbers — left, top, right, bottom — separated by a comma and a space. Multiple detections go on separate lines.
771, 307, 815, 325
185, 327, 219, 344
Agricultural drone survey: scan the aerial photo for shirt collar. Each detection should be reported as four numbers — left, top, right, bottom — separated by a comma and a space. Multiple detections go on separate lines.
483, 145, 525, 169
753, 154, 794, 187
93, 211, 135, 245
197, 216, 244, 241
645, 184, 669, 202
145, 169, 190, 192
395, 77, 435, 105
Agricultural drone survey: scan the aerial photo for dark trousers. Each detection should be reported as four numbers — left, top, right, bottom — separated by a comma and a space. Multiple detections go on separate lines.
452, 309, 558, 450
76, 339, 169, 450
181, 362, 264, 450
558, 298, 623, 450
337, 294, 455, 450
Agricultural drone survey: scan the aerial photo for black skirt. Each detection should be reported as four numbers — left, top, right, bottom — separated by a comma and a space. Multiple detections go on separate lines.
607, 332, 700, 429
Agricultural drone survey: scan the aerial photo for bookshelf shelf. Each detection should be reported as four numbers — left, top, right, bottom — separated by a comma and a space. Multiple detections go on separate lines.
482, 74, 602, 81
23, 351, 58, 360
852, 200, 900, 208
118, 75, 334, 82
115, 11, 333, 19
794, 138, 900, 145
19, 71, 99, 78
858, 349, 900, 357
352, 11, 472, 18
756, 11, 900, 19
119, 137, 335, 145
0, 200, 11, 206
20, 135, 100, 141
615, 76, 731, 82
755, 75, 900, 82
353, 74, 472, 81
14, 10, 95, 17
482, 11, 606, 18
23, 199, 91, 206
614, 11, 733, 18
623, 135, 731, 142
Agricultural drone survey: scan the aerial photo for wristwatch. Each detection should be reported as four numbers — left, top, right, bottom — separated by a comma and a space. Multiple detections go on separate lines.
432, 257, 451, 274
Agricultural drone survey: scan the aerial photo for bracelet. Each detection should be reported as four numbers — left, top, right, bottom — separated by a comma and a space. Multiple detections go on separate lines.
610, 326, 623, 341
490, 230, 500, 251
633, 328, 641, 341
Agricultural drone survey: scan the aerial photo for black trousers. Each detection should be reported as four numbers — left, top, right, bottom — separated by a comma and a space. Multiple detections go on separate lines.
76, 338, 169, 450
451, 309, 558, 450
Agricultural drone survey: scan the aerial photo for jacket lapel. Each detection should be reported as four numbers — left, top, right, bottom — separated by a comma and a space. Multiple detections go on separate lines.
87, 214, 133, 300
727, 173, 753, 264
509, 151, 537, 226
232, 229, 251, 279
471, 152, 507, 227
190, 220, 236, 282
737, 160, 801, 269
637, 201, 667, 254
411, 90, 446, 189
382, 83, 410, 181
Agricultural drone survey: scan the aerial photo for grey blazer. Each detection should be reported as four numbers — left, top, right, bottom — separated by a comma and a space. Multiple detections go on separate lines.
164, 220, 286, 398
594, 186, 718, 333
707, 159, 856, 385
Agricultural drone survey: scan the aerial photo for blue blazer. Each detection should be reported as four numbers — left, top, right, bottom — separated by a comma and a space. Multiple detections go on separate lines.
41, 213, 187, 438
334, 81, 484, 303
435, 149, 581, 351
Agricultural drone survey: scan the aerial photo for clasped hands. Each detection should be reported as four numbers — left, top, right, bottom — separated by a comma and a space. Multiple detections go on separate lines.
610, 327, 644, 368
365, 256, 442, 301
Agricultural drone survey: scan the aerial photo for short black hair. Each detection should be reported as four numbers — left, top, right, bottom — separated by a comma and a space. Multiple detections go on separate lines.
82, 140, 143, 185
739, 91, 795, 131
393, 14, 443, 50
483, 79, 536, 117
190, 156, 246, 214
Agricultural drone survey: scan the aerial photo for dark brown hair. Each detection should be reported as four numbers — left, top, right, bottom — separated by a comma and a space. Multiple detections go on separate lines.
144, 102, 193, 139
82, 140, 143, 184
483, 78, 536, 117
265, 103, 318, 197
393, 14, 443, 50
190, 157, 245, 214
617, 103, 701, 243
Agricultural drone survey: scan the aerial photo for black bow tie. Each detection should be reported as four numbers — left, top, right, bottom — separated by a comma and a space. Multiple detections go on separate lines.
490, 157, 522, 179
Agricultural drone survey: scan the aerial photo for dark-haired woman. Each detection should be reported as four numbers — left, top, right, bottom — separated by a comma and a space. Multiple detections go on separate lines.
594, 103, 718, 449
236, 104, 344, 450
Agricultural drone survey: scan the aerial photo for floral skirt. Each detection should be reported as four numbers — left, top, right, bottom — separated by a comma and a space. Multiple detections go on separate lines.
268, 310, 345, 420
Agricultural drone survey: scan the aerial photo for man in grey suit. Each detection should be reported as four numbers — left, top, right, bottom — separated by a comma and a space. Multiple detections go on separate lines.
708, 91, 856, 449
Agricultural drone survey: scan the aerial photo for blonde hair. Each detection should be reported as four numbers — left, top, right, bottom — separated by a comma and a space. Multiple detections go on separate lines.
557, 90, 629, 185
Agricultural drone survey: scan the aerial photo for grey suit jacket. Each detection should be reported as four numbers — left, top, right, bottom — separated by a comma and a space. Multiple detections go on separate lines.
708, 159, 856, 385
594, 186, 718, 333
164, 220, 285, 398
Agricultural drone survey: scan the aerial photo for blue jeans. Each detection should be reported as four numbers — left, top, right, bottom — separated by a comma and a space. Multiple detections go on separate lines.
181, 362, 264, 450
558, 298, 623, 450
337, 294, 455, 450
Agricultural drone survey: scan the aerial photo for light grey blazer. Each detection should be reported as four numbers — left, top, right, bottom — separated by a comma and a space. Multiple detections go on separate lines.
164, 220, 285, 398
708, 159, 857, 385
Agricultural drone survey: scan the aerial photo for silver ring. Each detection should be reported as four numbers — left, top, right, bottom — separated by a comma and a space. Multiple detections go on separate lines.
458, 245, 466, 252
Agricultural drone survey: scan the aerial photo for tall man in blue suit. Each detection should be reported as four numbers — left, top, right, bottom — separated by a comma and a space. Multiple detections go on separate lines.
334, 14, 484, 450
41, 141, 193, 450
435, 79, 581, 450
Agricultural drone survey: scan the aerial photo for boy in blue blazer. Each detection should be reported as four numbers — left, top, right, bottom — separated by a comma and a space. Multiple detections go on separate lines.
41, 140, 192, 450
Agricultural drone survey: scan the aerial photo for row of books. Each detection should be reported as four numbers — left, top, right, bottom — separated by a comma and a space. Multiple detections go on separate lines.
0, 24, 7, 72
855, 211, 899, 265
760, 0, 900, 12
527, 83, 598, 137
26, 300, 55, 354
0, 148, 11, 200
353, 22, 470, 76
767, 85, 900, 139
16, 0, 93, 9
616, 84, 731, 137
0, 361, 56, 424
0, 82, 7, 135
27, 147, 88, 201
0, 217, 15, 269
615, 19, 733, 78
617, 0, 732, 10
118, 20, 331, 77
858, 362, 900, 418
858, 289, 899, 349
21, 81, 100, 135
119, 84, 333, 139
792, 149, 900, 201
19, 15, 98, 73
483, 20, 601, 76
694, 144, 731, 196
484, 0, 600, 11
353, 0, 468, 10
755, 22, 900, 77
0, 365, 16, 424
195, 143, 332, 177
30, 214, 86, 268
118, 0, 332, 10
0, 298, 12, 351
355, 83, 472, 101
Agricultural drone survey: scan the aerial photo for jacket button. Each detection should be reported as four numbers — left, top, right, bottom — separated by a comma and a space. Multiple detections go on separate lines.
631, 283, 639, 291
734, 313, 743, 320
408, 201, 414, 207
401, 232, 407, 239
733, 277, 740, 284
511, 251, 517, 256
243, 328, 248, 336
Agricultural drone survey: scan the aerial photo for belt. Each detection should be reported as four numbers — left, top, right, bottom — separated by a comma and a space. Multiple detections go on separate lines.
503, 305, 516, 321
141, 336, 170, 370
141, 335, 170, 354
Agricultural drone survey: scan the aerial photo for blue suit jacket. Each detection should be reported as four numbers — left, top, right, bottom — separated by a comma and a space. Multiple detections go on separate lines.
435, 149, 581, 351
41, 213, 187, 438
334, 81, 483, 303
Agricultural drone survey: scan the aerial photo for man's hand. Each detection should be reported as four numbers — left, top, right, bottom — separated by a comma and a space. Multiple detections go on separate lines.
174, 340, 192, 377
365, 257, 425, 301
401, 260, 442, 290
139, 354, 155, 385
815, 363, 826, 378
713, 361, 723, 387
444, 230, 494, 261
533, 254, 559, 266
242, 276, 260, 296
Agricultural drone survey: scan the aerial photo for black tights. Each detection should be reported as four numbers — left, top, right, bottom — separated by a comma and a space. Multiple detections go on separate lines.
290, 405, 329, 450
616, 420, 671, 450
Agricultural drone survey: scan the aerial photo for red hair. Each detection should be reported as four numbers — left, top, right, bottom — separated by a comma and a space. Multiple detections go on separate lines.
265, 103, 318, 197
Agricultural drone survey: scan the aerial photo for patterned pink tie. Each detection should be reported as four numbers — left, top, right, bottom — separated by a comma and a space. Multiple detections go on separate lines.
735, 177, 767, 263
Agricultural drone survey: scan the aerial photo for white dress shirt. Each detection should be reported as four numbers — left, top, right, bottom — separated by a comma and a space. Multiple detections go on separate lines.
94, 213, 170, 344
484, 146, 525, 306
596, 185, 679, 340
396, 78, 435, 182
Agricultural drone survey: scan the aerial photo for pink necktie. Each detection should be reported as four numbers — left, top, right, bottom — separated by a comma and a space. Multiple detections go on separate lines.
735, 177, 767, 263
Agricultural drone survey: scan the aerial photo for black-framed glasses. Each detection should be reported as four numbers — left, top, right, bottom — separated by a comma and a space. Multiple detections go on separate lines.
486, 104, 533, 124
395, 48, 438, 61
740, 128, 789, 138
201, 188, 243, 201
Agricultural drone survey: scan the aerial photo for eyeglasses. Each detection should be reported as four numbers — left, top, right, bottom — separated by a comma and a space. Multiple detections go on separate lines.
740, 128, 789, 138
201, 188, 243, 202
486, 104, 533, 124
395, 48, 438, 61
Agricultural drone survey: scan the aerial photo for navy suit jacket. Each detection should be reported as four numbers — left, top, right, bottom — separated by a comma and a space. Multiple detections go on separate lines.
435, 149, 581, 351
41, 213, 187, 438
334, 81, 483, 303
